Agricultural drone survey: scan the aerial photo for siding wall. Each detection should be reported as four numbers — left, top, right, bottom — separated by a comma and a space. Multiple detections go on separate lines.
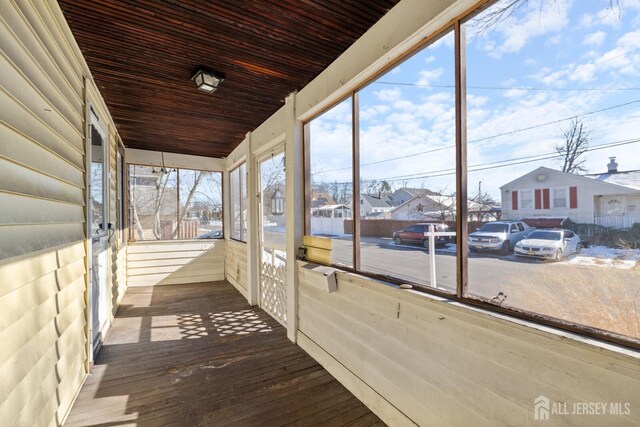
297, 262, 640, 426
127, 241, 225, 287
501, 168, 639, 223
0, 0, 125, 425
225, 239, 248, 298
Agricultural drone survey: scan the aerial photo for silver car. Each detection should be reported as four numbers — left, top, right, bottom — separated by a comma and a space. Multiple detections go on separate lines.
514, 229, 582, 261
468, 221, 531, 255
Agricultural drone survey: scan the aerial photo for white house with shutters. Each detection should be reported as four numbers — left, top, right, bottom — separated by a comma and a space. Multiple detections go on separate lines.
500, 160, 640, 228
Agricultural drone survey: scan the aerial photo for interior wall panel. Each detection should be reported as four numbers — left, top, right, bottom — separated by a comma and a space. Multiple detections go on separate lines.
127, 241, 225, 287
225, 239, 248, 298
297, 262, 640, 427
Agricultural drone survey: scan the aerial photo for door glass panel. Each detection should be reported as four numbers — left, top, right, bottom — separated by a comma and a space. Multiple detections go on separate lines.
90, 125, 105, 235
89, 119, 109, 352
259, 152, 287, 325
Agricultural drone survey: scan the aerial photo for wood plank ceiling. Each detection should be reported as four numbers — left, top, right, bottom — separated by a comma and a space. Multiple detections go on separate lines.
58, 0, 401, 158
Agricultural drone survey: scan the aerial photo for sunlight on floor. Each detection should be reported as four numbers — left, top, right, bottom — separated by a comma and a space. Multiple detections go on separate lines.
147, 310, 272, 341
211, 309, 272, 337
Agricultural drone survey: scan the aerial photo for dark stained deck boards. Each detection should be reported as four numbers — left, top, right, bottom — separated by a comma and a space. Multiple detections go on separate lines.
65, 282, 384, 427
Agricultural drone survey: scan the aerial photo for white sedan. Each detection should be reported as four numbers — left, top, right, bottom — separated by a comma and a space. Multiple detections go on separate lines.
514, 229, 582, 261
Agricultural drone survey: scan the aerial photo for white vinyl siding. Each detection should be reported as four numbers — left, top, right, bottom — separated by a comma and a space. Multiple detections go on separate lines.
0, 1, 125, 425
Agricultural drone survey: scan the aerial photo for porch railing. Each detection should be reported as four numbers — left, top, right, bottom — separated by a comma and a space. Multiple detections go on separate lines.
594, 216, 639, 229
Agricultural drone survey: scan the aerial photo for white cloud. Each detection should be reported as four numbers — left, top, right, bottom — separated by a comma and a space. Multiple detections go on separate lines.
504, 88, 527, 98
478, 0, 572, 58
583, 30, 606, 46
360, 105, 390, 121
529, 29, 640, 86
375, 88, 401, 101
596, 7, 623, 27
416, 68, 444, 86
547, 34, 562, 45
581, 7, 624, 28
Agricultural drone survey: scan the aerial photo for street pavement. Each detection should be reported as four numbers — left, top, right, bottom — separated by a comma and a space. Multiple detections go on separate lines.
326, 237, 640, 340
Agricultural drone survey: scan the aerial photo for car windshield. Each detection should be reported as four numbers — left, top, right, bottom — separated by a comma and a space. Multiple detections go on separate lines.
478, 223, 508, 233
527, 231, 562, 241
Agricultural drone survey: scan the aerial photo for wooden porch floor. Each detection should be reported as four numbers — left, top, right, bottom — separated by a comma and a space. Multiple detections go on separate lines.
65, 282, 383, 427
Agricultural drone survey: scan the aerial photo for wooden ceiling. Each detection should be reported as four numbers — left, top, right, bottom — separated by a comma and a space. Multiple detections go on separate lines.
58, 0, 401, 158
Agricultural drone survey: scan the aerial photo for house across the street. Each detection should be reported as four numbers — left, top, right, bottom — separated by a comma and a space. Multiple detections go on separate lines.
501, 158, 640, 228
360, 193, 395, 218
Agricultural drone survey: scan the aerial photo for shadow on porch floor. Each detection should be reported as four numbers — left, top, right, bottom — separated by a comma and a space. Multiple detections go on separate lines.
65, 281, 383, 427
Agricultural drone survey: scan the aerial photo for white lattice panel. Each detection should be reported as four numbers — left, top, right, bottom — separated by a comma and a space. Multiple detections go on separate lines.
260, 260, 287, 326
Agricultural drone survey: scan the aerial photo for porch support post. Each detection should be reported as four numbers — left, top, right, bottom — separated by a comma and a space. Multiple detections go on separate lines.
285, 92, 303, 342
222, 164, 231, 245
246, 132, 260, 306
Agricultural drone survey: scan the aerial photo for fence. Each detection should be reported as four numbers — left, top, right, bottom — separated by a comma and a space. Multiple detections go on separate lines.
160, 219, 200, 240
310, 217, 346, 236
594, 216, 640, 229
567, 220, 640, 247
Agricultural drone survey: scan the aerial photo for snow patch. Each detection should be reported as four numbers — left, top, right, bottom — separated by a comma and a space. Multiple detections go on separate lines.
565, 245, 640, 269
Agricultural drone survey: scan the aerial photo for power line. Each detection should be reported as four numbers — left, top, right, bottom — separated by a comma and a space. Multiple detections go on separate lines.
312, 97, 640, 175
312, 138, 640, 185
370, 138, 640, 183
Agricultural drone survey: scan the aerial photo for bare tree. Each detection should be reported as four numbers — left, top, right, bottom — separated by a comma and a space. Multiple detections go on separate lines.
172, 171, 206, 239
470, 190, 500, 221
555, 117, 590, 174
431, 188, 457, 221
471, 0, 619, 35
152, 171, 172, 239
470, 0, 529, 35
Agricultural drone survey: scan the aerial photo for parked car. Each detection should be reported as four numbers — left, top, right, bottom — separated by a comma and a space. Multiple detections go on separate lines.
198, 230, 223, 239
514, 229, 581, 261
468, 221, 530, 255
393, 223, 450, 248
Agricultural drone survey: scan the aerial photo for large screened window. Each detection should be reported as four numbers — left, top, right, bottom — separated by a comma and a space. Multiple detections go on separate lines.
464, 0, 640, 344
306, 29, 459, 293
358, 29, 458, 292
129, 165, 223, 240
306, 98, 354, 267
305, 0, 640, 346
230, 162, 247, 242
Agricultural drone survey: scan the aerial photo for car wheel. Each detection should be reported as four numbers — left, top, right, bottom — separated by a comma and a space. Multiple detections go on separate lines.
501, 241, 510, 255
555, 249, 563, 261
469, 247, 478, 253
422, 239, 430, 249
575, 242, 582, 254
394, 236, 402, 245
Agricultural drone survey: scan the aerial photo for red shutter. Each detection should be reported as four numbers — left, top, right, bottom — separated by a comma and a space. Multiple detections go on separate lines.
543, 189, 550, 209
512, 191, 518, 210
569, 186, 578, 209
535, 189, 542, 210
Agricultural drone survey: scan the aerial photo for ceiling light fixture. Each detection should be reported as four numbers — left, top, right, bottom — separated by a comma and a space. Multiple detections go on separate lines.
191, 68, 224, 93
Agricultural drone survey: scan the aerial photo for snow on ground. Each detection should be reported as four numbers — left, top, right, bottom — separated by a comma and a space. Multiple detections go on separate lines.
564, 246, 640, 270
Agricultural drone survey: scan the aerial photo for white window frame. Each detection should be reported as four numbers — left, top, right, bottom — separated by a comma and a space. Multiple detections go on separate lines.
519, 189, 534, 210
229, 162, 247, 242
552, 187, 568, 209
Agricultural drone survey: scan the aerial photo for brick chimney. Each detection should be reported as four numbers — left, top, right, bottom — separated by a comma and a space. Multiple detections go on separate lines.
607, 157, 618, 174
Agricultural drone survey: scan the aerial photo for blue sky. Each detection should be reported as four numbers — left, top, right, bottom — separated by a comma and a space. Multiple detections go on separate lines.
309, 0, 640, 201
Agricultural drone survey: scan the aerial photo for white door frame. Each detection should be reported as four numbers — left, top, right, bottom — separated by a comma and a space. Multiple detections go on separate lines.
85, 103, 110, 363
255, 143, 287, 324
